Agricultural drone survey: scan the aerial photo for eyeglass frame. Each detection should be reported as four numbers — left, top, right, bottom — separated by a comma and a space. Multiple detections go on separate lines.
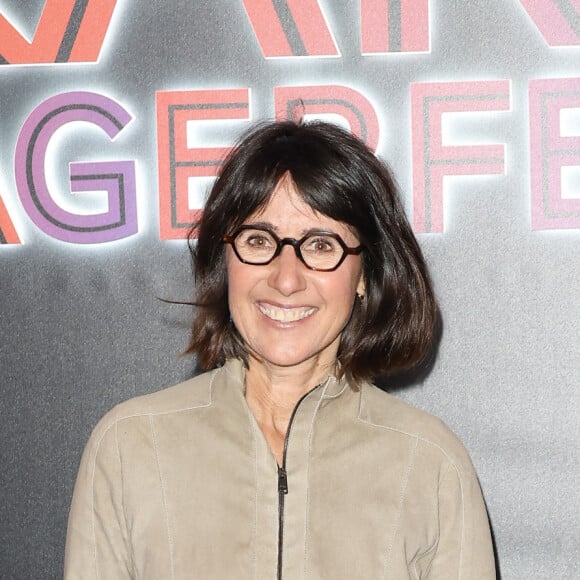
222, 225, 364, 272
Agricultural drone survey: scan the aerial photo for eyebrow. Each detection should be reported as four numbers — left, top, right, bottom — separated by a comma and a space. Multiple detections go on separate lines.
244, 221, 339, 237
245, 222, 342, 239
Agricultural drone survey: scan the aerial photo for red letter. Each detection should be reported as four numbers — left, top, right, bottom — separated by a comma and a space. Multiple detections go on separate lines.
275, 85, 380, 151
517, 0, 580, 47
529, 78, 580, 230
0, 0, 118, 64
361, 0, 430, 54
240, 0, 339, 57
411, 80, 511, 233
156, 89, 251, 240
0, 194, 20, 244
69, 0, 119, 62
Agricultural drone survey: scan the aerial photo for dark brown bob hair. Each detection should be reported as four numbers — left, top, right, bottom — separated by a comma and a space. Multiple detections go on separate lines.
187, 120, 437, 385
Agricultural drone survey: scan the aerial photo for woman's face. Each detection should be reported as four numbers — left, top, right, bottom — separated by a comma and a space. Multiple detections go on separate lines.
226, 176, 365, 376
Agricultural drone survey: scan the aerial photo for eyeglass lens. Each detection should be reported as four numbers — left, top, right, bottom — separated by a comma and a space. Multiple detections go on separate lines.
233, 228, 347, 270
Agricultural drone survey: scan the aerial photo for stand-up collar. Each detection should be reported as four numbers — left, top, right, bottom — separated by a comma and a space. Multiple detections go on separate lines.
221, 357, 350, 401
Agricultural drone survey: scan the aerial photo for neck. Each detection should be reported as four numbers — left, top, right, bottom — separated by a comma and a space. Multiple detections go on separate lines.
244, 357, 335, 464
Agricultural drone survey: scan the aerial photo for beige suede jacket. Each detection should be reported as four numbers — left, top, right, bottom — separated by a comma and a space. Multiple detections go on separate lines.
65, 358, 496, 579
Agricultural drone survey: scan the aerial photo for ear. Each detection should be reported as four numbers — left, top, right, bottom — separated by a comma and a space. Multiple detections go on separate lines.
356, 274, 365, 299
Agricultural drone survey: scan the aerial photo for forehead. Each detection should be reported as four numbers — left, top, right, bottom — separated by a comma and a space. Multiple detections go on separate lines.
247, 177, 357, 241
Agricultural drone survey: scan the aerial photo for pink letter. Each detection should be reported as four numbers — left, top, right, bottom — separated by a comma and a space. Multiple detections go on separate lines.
529, 78, 580, 230
14, 92, 136, 243
361, 0, 430, 54
411, 80, 511, 233
518, 0, 580, 47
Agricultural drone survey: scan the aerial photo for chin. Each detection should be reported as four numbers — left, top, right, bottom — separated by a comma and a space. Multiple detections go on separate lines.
256, 352, 308, 368
251, 344, 337, 371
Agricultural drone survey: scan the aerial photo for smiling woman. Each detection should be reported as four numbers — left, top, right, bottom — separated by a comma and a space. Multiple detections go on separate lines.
224, 177, 365, 446
65, 120, 496, 580
189, 121, 438, 385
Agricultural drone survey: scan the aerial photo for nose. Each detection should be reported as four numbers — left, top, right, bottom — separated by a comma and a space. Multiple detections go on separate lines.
267, 244, 307, 296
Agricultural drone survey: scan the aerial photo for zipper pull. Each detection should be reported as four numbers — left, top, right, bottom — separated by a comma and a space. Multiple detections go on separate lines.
278, 466, 288, 494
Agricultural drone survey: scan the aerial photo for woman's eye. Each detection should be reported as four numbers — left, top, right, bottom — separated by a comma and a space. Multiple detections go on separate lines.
246, 234, 271, 247
306, 237, 335, 252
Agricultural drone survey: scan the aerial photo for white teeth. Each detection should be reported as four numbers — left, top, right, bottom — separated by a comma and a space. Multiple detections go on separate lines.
258, 304, 316, 323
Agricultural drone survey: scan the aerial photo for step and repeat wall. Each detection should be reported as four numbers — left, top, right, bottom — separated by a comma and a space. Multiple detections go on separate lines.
1, 1, 578, 578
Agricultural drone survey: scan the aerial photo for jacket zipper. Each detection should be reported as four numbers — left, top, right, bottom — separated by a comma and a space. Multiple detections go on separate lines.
276, 384, 323, 580
277, 464, 288, 580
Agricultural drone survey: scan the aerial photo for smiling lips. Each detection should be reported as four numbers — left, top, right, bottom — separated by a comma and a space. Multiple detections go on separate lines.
257, 303, 317, 323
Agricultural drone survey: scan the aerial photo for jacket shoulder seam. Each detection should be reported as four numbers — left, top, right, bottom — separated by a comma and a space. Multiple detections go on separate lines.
357, 418, 460, 470
97, 367, 221, 435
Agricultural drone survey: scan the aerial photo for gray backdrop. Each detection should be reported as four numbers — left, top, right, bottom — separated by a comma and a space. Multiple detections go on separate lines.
0, 1, 578, 578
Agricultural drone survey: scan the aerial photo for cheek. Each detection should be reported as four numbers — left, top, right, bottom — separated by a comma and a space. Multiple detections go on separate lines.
226, 249, 244, 289
320, 272, 360, 314
337, 264, 363, 299
226, 267, 242, 311
226, 256, 258, 314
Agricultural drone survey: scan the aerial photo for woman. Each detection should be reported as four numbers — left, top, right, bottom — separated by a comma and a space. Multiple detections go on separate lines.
65, 120, 495, 579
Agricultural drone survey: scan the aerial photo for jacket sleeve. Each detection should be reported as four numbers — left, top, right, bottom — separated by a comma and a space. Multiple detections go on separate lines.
426, 460, 496, 579
64, 418, 134, 579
